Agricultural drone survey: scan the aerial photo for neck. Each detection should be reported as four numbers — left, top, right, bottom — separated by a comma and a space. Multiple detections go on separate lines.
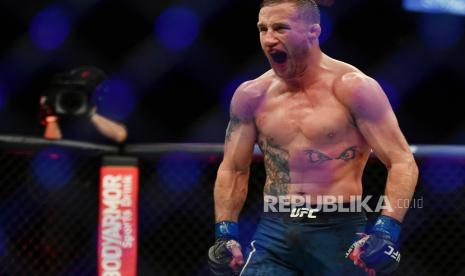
284, 47, 324, 91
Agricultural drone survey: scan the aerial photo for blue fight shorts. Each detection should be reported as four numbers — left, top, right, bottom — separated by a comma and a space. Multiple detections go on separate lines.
239, 207, 368, 276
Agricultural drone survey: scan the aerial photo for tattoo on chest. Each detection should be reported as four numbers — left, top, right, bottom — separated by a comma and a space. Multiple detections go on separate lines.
305, 146, 358, 164
337, 146, 358, 160
305, 150, 332, 164
262, 138, 290, 196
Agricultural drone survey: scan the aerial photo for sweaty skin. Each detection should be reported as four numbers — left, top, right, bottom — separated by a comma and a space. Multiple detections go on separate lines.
213, 3, 418, 270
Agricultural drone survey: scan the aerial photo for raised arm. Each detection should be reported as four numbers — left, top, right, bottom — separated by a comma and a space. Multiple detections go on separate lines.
338, 72, 418, 222
215, 84, 258, 223
90, 110, 128, 143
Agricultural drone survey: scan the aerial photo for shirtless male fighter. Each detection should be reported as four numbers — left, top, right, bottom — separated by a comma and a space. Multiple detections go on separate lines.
208, 1, 418, 275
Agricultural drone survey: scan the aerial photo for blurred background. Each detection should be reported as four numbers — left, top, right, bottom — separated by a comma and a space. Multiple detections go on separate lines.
0, 0, 464, 143
1, 1, 465, 275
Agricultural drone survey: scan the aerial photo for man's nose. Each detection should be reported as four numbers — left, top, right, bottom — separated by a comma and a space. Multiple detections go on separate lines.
262, 31, 278, 47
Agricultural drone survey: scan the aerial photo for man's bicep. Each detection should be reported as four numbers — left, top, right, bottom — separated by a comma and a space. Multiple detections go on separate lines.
222, 117, 256, 172
357, 111, 411, 164
350, 77, 412, 164
221, 83, 260, 170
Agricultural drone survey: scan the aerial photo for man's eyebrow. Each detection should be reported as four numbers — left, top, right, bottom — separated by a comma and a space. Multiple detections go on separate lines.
257, 23, 265, 28
272, 22, 290, 28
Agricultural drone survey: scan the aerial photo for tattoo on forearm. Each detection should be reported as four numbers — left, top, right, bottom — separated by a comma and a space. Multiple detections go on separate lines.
305, 146, 358, 164
263, 138, 290, 196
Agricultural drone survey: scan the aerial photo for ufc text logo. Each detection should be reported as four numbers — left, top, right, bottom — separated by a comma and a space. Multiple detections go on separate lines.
289, 207, 318, 218
384, 246, 401, 262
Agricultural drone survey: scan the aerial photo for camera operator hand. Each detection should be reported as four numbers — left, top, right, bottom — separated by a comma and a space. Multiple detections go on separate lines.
89, 106, 127, 143
39, 96, 57, 125
40, 95, 62, 139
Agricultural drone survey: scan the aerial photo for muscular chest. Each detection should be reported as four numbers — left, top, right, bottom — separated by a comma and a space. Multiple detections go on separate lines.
255, 91, 354, 145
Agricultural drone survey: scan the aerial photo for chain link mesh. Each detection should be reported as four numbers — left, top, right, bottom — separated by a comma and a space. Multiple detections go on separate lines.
1, 144, 464, 276
0, 146, 100, 276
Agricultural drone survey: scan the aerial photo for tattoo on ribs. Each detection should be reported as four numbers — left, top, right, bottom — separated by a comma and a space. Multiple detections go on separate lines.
304, 146, 359, 164
263, 139, 290, 196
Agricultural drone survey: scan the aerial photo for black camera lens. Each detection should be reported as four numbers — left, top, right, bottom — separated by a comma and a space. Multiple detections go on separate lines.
55, 87, 89, 115
44, 66, 106, 117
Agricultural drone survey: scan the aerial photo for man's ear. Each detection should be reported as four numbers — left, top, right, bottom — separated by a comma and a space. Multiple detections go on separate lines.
309, 24, 321, 40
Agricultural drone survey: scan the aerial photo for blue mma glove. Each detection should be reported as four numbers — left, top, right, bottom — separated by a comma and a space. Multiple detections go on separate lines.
346, 215, 401, 274
208, 221, 243, 275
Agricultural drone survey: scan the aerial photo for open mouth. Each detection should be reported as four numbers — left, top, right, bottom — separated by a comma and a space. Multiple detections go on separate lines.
270, 51, 287, 64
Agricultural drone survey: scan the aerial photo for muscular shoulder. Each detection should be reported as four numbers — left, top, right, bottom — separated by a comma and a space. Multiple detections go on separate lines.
334, 71, 391, 119
334, 71, 377, 99
230, 72, 272, 121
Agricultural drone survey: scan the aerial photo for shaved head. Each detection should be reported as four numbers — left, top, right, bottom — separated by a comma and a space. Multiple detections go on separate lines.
261, 0, 320, 24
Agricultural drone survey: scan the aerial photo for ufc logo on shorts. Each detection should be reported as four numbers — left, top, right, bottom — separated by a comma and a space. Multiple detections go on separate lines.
290, 207, 317, 218
384, 245, 401, 262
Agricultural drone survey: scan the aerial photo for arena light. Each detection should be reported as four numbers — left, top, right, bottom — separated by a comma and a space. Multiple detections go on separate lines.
403, 0, 465, 15
29, 5, 71, 50
31, 147, 74, 190
154, 6, 200, 50
92, 77, 137, 121
417, 13, 465, 48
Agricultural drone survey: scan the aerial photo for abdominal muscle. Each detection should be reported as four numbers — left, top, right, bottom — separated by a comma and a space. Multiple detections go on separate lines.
265, 172, 363, 204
